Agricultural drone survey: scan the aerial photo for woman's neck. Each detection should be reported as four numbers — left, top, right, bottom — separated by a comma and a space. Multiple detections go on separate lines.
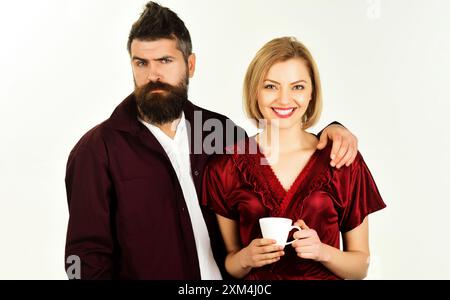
258, 125, 315, 155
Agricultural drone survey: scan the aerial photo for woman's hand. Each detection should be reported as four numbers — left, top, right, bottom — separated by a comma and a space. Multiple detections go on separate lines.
239, 239, 285, 269
292, 220, 329, 262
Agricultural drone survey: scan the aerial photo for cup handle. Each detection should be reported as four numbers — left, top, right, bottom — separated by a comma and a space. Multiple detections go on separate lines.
285, 225, 301, 245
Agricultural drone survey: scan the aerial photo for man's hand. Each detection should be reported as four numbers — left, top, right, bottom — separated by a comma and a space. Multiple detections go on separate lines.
317, 124, 358, 168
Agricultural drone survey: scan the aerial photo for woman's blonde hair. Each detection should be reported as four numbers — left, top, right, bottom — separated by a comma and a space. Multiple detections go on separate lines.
243, 37, 322, 129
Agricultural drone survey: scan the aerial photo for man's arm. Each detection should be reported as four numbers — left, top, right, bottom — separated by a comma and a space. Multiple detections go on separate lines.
316, 122, 359, 169
65, 143, 114, 280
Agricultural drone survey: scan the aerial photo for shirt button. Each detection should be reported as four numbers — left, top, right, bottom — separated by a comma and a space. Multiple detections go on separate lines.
194, 171, 200, 177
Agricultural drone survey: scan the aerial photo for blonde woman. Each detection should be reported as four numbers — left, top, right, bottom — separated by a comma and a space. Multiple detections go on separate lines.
202, 37, 386, 280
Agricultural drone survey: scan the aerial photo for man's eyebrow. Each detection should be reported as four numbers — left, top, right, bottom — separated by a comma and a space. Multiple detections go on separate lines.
132, 56, 149, 62
155, 56, 175, 61
132, 56, 175, 62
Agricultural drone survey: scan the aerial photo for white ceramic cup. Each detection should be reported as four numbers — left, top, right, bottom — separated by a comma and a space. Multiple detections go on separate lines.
259, 217, 301, 247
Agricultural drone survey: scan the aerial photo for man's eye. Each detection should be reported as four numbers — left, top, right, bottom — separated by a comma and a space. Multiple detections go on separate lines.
293, 85, 305, 90
136, 61, 146, 67
264, 84, 277, 90
161, 58, 173, 64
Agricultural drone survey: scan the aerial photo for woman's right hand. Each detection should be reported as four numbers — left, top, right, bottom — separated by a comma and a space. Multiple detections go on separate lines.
238, 239, 285, 269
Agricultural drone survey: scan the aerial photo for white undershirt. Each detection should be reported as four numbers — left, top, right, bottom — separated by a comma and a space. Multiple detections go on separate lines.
141, 113, 222, 280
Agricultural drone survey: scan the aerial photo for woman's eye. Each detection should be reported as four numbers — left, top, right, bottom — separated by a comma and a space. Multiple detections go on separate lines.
264, 84, 276, 90
293, 85, 305, 90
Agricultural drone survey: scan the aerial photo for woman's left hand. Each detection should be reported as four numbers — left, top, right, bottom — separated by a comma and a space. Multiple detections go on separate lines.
292, 220, 327, 262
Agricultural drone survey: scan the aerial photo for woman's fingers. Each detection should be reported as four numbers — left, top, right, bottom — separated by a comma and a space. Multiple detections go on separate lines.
259, 251, 285, 261
257, 239, 277, 246
294, 220, 310, 230
294, 245, 317, 254
257, 257, 281, 267
255, 251, 284, 267
261, 244, 284, 254
293, 228, 316, 240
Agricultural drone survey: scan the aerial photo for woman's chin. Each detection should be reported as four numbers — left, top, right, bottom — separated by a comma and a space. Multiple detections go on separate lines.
265, 119, 301, 131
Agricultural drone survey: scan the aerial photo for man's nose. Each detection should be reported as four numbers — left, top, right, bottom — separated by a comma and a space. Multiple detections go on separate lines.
146, 65, 161, 82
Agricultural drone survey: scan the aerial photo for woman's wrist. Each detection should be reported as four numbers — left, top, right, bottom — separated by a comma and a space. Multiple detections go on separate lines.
237, 248, 252, 270
318, 243, 332, 263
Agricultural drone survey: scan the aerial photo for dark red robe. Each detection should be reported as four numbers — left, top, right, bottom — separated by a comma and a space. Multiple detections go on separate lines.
202, 138, 386, 280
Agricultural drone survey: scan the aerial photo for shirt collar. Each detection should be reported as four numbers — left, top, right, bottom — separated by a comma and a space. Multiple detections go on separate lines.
140, 112, 187, 151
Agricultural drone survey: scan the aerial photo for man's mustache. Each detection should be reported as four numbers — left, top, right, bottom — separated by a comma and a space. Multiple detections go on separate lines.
140, 81, 176, 94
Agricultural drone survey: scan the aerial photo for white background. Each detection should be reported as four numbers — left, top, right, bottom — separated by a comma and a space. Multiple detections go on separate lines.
1, 0, 449, 279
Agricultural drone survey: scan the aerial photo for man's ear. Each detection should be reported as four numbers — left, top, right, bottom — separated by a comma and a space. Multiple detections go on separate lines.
188, 53, 196, 78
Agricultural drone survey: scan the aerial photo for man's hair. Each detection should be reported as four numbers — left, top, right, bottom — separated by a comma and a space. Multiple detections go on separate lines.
127, 2, 193, 62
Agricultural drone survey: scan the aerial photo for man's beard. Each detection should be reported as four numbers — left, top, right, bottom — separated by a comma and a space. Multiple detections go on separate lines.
134, 77, 189, 125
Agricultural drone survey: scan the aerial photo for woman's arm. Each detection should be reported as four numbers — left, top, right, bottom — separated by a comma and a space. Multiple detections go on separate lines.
292, 218, 370, 280
216, 214, 285, 279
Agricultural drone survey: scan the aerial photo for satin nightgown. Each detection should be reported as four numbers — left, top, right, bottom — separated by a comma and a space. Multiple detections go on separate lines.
202, 138, 386, 280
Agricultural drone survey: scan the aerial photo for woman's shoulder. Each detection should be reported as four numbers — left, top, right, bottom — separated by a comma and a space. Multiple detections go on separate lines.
205, 152, 235, 171
325, 148, 371, 187
316, 143, 365, 168
207, 137, 259, 173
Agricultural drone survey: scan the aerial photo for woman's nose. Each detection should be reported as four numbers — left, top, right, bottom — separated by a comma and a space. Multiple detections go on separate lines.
278, 88, 291, 105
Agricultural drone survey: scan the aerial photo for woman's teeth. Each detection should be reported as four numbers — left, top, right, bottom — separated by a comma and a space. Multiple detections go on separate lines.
272, 108, 295, 117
